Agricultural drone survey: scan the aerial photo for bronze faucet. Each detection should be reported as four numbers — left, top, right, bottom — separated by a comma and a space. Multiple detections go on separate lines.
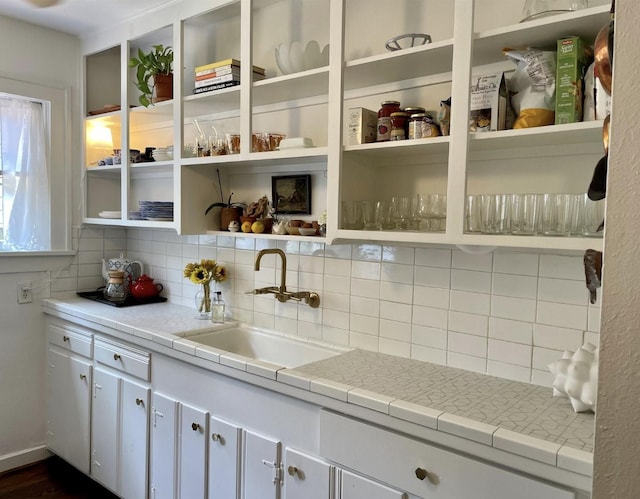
250, 248, 320, 308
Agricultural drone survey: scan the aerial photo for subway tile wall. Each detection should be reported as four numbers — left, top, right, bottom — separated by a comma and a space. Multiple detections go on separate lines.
68, 227, 602, 387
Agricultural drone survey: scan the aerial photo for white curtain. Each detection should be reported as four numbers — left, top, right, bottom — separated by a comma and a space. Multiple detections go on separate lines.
0, 97, 50, 250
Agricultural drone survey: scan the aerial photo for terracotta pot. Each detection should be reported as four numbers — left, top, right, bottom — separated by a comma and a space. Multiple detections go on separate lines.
220, 206, 242, 231
153, 73, 173, 103
260, 218, 274, 234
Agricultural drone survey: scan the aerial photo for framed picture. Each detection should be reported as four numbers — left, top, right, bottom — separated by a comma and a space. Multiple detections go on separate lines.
272, 174, 311, 214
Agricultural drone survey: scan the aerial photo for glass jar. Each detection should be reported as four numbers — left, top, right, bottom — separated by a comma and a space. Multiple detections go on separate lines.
103, 270, 126, 303
377, 100, 401, 142
390, 112, 409, 141
403, 107, 425, 138
409, 113, 441, 139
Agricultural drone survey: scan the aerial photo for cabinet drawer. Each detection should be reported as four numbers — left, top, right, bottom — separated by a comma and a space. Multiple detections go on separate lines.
94, 337, 150, 381
320, 411, 575, 499
48, 322, 93, 358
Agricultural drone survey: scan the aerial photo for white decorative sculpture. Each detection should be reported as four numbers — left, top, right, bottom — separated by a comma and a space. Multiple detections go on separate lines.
548, 342, 598, 413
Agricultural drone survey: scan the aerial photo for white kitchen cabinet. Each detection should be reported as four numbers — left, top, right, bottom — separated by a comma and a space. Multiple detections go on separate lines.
340, 469, 407, 499
91, 367, 120, 492
150, 392, 179, 499
179, 402, 209, 499
244, 429, 281, 499
209, 415, 242, 499
46, 348, 92, 474
120, 379, 151, 499
283, 447, 334, 499
320, 410, 575, 499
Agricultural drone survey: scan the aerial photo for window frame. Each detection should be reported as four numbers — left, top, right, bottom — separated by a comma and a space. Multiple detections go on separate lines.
0, 76, 72, 253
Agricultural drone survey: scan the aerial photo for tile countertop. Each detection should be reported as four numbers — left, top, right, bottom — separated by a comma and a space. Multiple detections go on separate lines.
41, 295, 594, 480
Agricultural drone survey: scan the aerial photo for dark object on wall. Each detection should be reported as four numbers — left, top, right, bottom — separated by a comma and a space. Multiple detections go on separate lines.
583, 249, 603, 305
588, 154, 607, 201
272, 174, 311, 214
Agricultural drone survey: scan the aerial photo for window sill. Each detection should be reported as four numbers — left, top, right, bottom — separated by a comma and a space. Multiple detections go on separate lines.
0, 250, 76, 274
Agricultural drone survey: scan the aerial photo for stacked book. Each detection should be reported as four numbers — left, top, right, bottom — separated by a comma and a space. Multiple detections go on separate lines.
193, 59, 266, 94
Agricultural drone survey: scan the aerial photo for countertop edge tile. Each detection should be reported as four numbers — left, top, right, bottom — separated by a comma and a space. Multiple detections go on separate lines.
277, 369, 315, 390
390, 399, 442, 430
310, 377, 352, 402
172, 338, 198, 355
437, 413, 497, 446
246, 360, 281, 380
151, 333, 176, 348
557, 445, 594, 476
219, 353, 248, 371
493, 428, 561, 466
348, 388, 394, 414
194, 345, 221, 363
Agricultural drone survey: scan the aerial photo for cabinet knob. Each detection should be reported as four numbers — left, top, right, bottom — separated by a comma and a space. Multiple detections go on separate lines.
79, 374, 87, 381
415, 467, 429, 481
113, 353, 121, 361
211, 433, 221, 442
191, 422, 200, 431
63, 335, 70, 342
135, 398, 143, 406
287, 466, 299, 477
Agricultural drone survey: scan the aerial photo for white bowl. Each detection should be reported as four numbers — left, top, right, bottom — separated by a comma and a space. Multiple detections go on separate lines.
298, 227, 317, 236
275, 41, 330, 75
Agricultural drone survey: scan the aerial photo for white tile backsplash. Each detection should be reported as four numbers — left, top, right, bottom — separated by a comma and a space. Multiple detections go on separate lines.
67, 228, 600, 388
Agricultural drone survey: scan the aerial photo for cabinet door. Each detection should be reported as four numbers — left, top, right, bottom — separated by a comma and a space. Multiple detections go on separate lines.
150, 393, 179, 499
120, 379, 150, 499
209, 415, 242, 499
46, 349, 92, 474
284, 448, 333, 499
243, 429, 281, 499
91, 367, 120, 493
341, 470, 407, 499
179, 402, 209, 499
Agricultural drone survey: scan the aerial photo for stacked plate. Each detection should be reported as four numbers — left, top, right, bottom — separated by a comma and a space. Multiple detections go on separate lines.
152, 147, 173, 162
139, 201, 174, 221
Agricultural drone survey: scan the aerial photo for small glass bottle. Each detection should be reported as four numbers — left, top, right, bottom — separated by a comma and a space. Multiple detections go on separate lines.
390, 111, 409, 141
211, 291, 225, 323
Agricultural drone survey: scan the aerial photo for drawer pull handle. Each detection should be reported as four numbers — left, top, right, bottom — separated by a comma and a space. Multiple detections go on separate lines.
113, 354, 121, 361
415, 468, 429, 481
287, 466, 299, 477
211, 433, 221, 442
192, 423, 200, 431
79, 374, 87, 381
63, 336, 70, 342
135, 398, 143, 406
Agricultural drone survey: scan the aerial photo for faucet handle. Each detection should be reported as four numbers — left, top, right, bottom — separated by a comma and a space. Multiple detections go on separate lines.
245, 289, 258, 295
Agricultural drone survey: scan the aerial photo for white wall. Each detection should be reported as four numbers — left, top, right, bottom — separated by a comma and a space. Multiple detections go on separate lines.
0, 15, 82, 471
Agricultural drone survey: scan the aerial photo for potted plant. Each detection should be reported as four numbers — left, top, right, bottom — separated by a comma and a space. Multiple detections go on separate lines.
205, 169, 246, 230
128, 44, 174, 107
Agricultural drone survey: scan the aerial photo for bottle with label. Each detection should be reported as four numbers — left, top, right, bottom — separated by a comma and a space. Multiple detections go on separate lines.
390, 111, 409, 141
377, 100, 401, 141
211, 291, 225, 323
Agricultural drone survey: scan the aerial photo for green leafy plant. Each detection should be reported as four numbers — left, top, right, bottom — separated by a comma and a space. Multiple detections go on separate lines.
128, 44, 174, 107
205, 168, 247, 215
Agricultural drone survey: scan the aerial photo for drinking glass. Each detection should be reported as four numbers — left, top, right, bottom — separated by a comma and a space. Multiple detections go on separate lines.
465, 195, 482, 233
362, 201, 378, 230
342, 201, 364, 230
375, 200, 393, 230
541, 193, 574, 236
480, 194, 510, 234
510, 194, 539, 235
390, 196, 410, 230
577, 193, 605, 237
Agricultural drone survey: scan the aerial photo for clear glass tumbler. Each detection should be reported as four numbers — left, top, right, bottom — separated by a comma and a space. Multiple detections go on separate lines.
510, 194, 540, 235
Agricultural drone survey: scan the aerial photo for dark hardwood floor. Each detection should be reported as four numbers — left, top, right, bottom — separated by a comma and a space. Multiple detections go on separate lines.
0, 456, 119, 499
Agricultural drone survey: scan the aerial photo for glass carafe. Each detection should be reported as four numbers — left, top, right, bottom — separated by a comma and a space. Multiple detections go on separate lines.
103, 270, 126, 303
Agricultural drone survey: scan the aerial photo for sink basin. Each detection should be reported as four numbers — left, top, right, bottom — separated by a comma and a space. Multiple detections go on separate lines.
186, 325, 347, 368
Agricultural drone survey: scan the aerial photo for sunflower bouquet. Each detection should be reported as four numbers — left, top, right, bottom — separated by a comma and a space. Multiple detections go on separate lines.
184, 259, 226, 316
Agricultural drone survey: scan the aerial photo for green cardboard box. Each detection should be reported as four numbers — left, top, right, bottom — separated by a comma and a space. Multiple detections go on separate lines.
555, 36, 594, 124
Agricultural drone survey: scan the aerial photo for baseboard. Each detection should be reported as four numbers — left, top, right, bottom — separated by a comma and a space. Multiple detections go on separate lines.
0, 445, 49, 474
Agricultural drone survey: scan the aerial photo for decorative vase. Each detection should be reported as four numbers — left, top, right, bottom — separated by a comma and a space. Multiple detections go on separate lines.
194, 282, 212, 320
220, 206, 242, 231
153, 73, 173, 103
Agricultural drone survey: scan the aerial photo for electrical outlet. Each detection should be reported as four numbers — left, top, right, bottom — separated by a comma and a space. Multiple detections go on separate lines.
17, 282, 32, 304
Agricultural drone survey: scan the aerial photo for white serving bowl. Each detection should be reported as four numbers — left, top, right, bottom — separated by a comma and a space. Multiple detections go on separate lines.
275, 41, 329, 75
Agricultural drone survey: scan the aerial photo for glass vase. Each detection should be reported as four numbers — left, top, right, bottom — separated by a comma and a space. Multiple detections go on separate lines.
194, 282, 212, 320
